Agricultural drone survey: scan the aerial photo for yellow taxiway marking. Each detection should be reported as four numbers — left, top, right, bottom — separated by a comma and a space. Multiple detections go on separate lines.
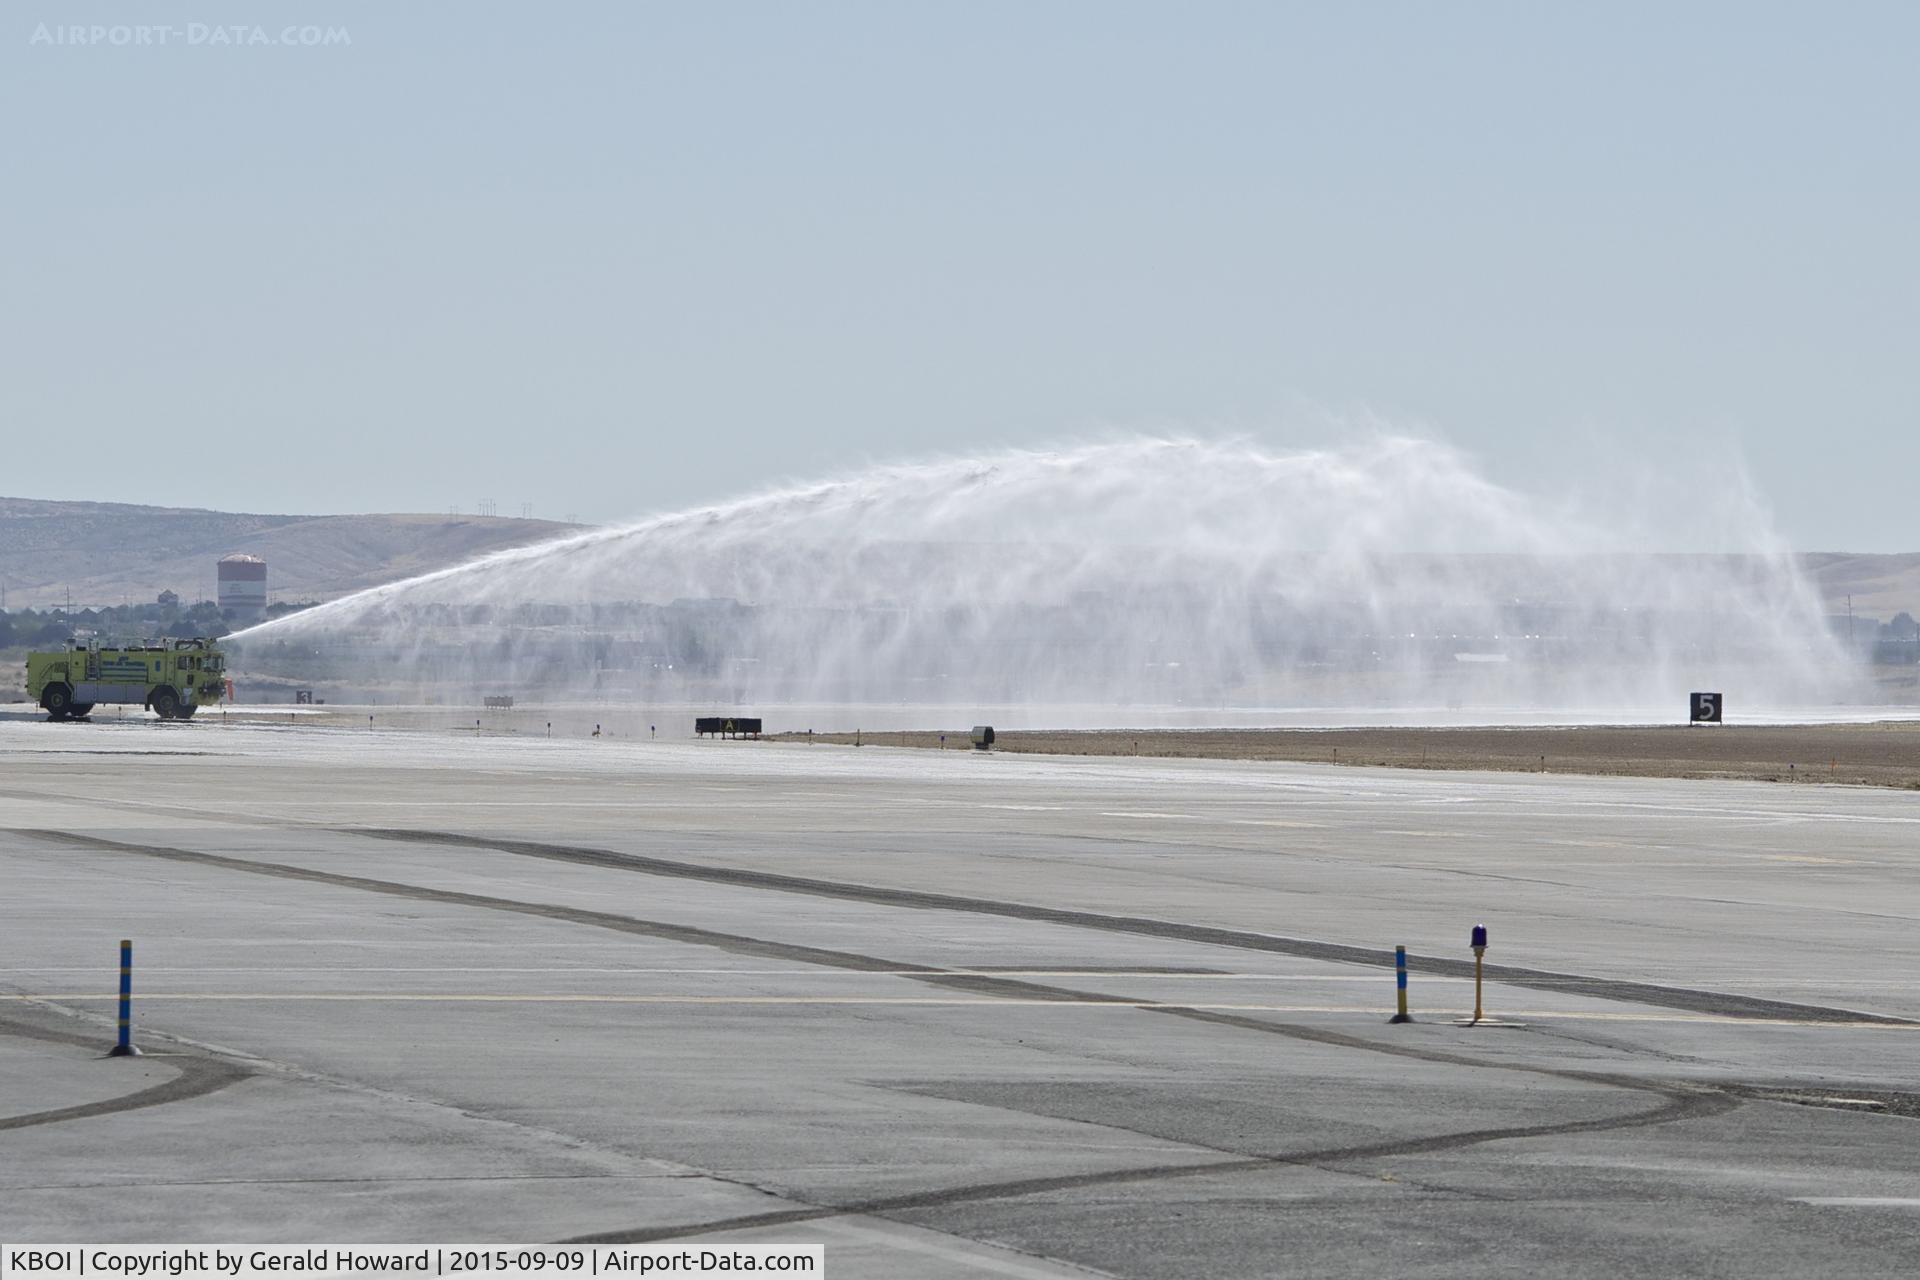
0, 968, 1469, 981
15, 966, 1896, 991
7, 993, 1912, 1028
1225, 818, 1327, 829
1088, 810, 1329, 828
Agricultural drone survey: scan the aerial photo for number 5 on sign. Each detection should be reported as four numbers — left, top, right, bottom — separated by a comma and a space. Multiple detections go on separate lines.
1691, 692, 1723, 723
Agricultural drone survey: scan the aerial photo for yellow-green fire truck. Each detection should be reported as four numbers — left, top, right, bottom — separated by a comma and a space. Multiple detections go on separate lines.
25, 638, 227, 721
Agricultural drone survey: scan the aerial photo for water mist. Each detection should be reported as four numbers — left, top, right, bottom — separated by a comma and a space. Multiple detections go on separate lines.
233, 436, 1855, 725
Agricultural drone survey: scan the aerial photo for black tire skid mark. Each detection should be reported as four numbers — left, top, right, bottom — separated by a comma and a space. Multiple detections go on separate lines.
0, 1010, 252, 1132
17, 827, 1744, 1247
351, 827, 1912, 1027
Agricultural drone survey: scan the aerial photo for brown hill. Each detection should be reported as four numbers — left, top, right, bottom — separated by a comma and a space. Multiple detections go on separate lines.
0, 497, 582, 608
1800, 553, 1920, 623
3, 495, 1917, 623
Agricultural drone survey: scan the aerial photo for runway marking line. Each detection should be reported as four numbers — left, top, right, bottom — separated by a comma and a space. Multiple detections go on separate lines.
9, 993, 1914, 1028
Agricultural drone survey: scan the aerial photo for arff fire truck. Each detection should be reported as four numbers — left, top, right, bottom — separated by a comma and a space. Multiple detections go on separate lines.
25, 638, 228, 721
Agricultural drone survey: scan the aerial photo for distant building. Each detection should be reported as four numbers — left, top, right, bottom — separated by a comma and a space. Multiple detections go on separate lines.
157, 589, 180, 607
217, 554, 267, 622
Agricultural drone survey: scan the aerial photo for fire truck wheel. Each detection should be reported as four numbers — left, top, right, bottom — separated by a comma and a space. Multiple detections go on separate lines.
150, 687, 181, 719
43, 683, 72, 720
174, 704, 197, 720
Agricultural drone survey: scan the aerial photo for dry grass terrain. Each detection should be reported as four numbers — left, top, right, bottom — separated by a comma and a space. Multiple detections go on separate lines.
775, 722, 1920, 788
0, 496, 580, 605
1802, 551, 1920, 621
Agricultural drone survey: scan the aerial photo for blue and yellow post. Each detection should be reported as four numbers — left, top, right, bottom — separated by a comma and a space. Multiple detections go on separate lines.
1469, 923, 1488, 1024
108, 938, 140, 1057
1388, 945, 1412, 1024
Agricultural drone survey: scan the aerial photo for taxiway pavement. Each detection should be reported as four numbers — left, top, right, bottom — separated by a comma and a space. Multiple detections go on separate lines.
5, 722, 1920, 1276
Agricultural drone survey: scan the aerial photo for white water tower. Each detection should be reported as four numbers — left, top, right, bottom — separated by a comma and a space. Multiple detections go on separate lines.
217, 554, 267, 622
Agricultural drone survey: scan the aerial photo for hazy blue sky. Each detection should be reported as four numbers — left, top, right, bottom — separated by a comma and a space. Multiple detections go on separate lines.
5, 2, 1914, 548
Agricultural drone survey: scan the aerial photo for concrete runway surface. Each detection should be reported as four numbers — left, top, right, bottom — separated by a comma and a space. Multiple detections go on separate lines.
4, 720, 1920, 1276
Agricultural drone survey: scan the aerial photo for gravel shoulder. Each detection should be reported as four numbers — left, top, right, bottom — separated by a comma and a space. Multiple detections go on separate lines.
773, 723, 1920, 788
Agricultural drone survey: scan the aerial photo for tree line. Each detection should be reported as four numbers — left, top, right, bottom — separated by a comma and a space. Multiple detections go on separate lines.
0, 598, 317, 649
